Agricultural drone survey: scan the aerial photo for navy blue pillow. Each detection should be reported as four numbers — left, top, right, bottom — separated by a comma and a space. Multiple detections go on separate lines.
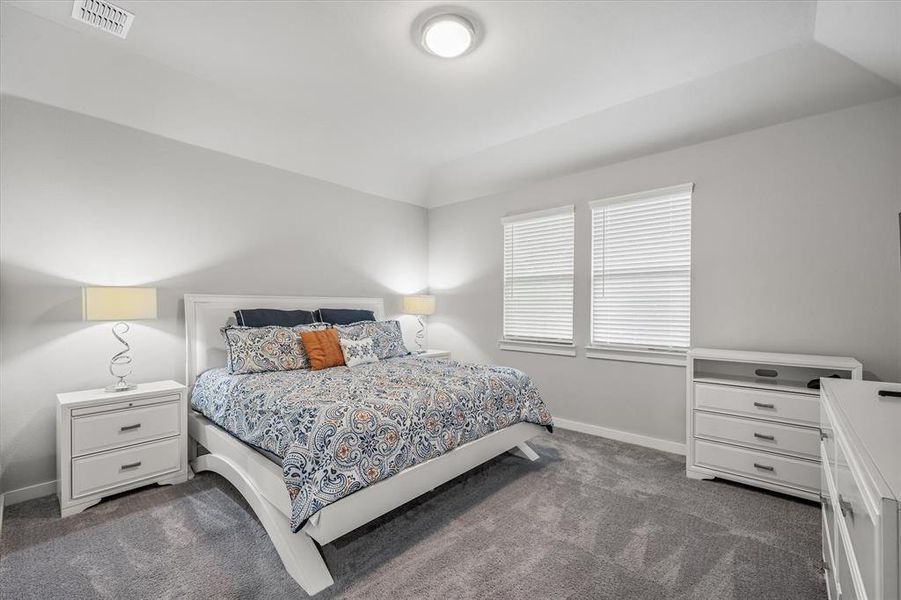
317, 308, 376, 325
234, 308, 318, 327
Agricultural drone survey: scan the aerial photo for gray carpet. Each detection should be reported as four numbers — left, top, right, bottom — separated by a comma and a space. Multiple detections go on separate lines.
0, 430, 825, 599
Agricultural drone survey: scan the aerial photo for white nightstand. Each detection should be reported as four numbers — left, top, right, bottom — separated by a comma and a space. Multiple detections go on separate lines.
56, 380, 189, 517
419, 349, 451, 359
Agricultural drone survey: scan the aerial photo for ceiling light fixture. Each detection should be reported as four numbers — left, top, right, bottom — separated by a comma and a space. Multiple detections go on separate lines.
414, 9, 482, 58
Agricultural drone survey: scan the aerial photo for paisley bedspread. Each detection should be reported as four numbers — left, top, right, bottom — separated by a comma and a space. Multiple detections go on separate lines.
190, 356, 553, 531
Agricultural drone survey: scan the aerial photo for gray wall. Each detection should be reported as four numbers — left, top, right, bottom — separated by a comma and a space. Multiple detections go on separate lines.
428, 97, 901, 445
2, 94, 899, 494
0, 96, 429, 494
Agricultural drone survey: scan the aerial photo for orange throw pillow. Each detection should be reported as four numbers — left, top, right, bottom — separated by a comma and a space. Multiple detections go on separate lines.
299, 328, 345, 370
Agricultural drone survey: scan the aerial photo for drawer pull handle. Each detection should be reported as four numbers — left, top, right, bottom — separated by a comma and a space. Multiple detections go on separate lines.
121, 461, 142, 470
838, 495, 853, 517
878, 390, 901, 398
820, 429, 829, 440
753, 433, 775, 441
120, 423, 142, 432
753, 463, 774, 471
753, 402, 775, 409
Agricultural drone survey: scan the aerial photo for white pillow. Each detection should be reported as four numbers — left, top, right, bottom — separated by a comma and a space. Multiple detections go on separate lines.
339, 336, 379, 368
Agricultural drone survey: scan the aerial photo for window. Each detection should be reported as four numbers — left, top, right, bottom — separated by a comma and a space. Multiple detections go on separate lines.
502, 205, 574, 346
590, 184, 692, 352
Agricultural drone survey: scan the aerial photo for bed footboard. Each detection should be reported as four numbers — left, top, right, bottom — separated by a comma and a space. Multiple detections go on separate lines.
189, 411, 546, 595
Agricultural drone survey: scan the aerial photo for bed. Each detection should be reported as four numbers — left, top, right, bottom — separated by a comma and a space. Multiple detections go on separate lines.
184, 294, 552, 595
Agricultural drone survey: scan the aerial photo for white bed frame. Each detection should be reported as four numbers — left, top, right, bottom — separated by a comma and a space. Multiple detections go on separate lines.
184, 294, 546, 595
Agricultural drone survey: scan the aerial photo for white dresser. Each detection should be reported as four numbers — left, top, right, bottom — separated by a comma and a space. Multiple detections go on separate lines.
820, 379, 900, 600
57, 380, 189, 517
686, 348, 861, 501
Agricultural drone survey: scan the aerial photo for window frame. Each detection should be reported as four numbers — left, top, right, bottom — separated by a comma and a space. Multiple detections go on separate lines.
587, 183, 693, 362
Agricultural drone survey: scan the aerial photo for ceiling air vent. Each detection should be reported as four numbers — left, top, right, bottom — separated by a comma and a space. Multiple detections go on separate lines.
71, 0, 134, 39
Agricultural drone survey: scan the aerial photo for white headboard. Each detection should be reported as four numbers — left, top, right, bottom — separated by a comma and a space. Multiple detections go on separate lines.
184, 294, 385, 388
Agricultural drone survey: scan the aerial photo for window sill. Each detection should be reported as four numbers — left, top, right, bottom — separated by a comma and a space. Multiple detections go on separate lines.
585, 345, 687, 366
498, 339, 577, 357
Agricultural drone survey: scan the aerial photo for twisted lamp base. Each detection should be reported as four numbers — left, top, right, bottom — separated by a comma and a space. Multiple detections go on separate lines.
414, 316, 426, 352
106, 321, 136, 392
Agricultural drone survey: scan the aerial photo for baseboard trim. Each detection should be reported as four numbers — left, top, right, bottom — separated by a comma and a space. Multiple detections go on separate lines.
554, 418, 686, 455
0, 424, 683, 505
2, 479, 57, 506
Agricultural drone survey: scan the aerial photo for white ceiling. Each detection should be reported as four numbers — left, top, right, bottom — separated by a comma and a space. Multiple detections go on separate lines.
426, 42, 899, 206
814, 0, 901, 87
1, 1, 899, 207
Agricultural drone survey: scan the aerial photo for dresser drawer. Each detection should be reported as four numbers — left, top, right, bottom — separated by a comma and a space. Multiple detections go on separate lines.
694, 439, 819, 492
693, 383, 819, 426
820, 395, 836, 477
71, 437, 181, 499
694, 411, 820, 459
837, 520, 860, 600
835, 434, 879, 600
823, 510, 837, 600
822, 441, 839, 550
72, 399, 180, 456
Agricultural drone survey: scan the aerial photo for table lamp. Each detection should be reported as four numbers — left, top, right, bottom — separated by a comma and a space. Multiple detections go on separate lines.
83, 286, 158, 392
403, 294, 436, 352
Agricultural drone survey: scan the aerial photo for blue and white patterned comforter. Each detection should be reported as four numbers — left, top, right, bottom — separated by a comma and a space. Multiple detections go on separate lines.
191, 356, 553, 531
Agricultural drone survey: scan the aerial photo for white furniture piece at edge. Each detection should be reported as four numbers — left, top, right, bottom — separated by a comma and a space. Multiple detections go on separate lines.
686, 348, 861, 501
820, 379, 900, 600
184, 294, 545, 596
57, 380, 189, 517
419, 349, 451, 359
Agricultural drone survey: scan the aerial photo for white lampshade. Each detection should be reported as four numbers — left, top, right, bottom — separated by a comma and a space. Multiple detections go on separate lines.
403, 294, 436, 316
83, 287, 158, 321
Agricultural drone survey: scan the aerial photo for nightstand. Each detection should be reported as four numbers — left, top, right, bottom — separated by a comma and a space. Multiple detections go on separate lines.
56, 380, 188, 517
419, 349, 451, 359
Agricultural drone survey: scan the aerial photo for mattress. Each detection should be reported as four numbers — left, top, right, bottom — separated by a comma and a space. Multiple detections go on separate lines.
191, 355, 553, 531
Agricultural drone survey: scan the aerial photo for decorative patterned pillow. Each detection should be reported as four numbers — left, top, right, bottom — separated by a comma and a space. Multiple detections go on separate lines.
222, 323, 326, 374
335, 320, 409, 360
339, 336, 379, 368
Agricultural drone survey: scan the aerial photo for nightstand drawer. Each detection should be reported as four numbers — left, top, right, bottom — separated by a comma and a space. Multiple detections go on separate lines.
72, 399, 180, 456
71, 393, 181, 417
693, 411, 820, 460
71, 437, 181, 499
693, 439, 819, 492
693, 382, 819, 425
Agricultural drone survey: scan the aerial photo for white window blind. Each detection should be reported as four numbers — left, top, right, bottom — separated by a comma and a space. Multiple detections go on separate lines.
590, 184, 692, 350
503, 206, 574, 344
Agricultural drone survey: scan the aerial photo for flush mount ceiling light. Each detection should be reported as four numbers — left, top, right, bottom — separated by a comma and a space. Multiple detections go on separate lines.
414, 8, 482, 58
